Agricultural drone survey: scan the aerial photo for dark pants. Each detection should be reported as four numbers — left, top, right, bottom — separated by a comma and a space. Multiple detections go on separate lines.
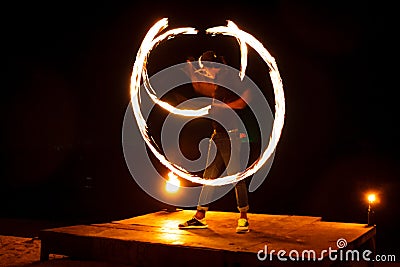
197, 129, 249, 212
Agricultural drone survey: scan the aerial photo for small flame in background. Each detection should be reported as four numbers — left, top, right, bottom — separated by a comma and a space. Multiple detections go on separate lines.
130, 18, 285, 187
366, 192, 379, 205
367, 194, 376, 204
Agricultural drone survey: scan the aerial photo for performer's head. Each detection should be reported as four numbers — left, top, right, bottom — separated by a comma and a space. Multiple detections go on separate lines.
199, 50, 226, 67
197, 50, 225, 79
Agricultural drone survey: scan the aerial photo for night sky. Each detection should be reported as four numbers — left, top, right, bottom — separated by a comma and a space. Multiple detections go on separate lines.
2, 1, 398, 255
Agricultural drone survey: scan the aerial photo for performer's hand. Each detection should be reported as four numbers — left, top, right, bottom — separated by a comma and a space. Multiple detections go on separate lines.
185, 60, 196, 73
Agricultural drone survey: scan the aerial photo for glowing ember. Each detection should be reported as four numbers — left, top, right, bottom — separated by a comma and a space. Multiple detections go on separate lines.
130, 18, 285, 186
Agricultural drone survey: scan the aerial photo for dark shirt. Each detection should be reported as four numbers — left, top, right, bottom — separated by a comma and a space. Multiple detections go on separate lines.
182, 61, 254, 138
208, 67, 250, 133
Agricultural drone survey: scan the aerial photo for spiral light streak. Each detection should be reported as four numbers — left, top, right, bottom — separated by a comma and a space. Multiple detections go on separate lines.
140, 23, 211, 117
130, 18, 285, 186
206, 20, 286, 181
130, 18, 205, 183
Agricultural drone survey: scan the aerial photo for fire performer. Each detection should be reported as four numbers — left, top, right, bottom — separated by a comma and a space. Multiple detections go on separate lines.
178, 50, 252, 233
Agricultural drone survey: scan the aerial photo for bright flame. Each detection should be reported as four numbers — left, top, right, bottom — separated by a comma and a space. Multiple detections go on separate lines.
166, 172, 180, 193
367, 193, 376, 204
130, 18, 285, 186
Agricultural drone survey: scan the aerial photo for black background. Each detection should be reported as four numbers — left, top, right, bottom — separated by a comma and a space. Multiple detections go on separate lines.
2, 0, 398, 255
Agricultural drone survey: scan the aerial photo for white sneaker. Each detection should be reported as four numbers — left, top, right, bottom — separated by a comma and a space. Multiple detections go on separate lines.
236, 218, 250, 233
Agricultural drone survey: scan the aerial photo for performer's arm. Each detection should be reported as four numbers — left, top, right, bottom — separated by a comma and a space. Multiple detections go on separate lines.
215, 89, 251, 110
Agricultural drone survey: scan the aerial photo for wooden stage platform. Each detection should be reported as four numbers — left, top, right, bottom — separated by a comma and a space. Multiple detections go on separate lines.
39, 209, 376, 267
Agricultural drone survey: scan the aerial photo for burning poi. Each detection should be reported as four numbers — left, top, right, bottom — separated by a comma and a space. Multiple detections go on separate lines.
130, 18, 285, 187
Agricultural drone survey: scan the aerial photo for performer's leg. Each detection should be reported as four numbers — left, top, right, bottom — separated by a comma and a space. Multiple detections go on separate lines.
235, 179, 249, 218
196, 133, 224, 217
235, 179, 250, 233
225, 131, 250, 228
179, 133, 223, 229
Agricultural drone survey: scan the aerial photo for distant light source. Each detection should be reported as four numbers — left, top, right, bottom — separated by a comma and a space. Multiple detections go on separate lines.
367, 193, 376, 204
366, 192, 378, 227
165, 172, 180, 193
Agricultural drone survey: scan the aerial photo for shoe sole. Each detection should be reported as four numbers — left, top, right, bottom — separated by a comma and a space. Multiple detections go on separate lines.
236, 228, 250, 233
179, 225, 208, 229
